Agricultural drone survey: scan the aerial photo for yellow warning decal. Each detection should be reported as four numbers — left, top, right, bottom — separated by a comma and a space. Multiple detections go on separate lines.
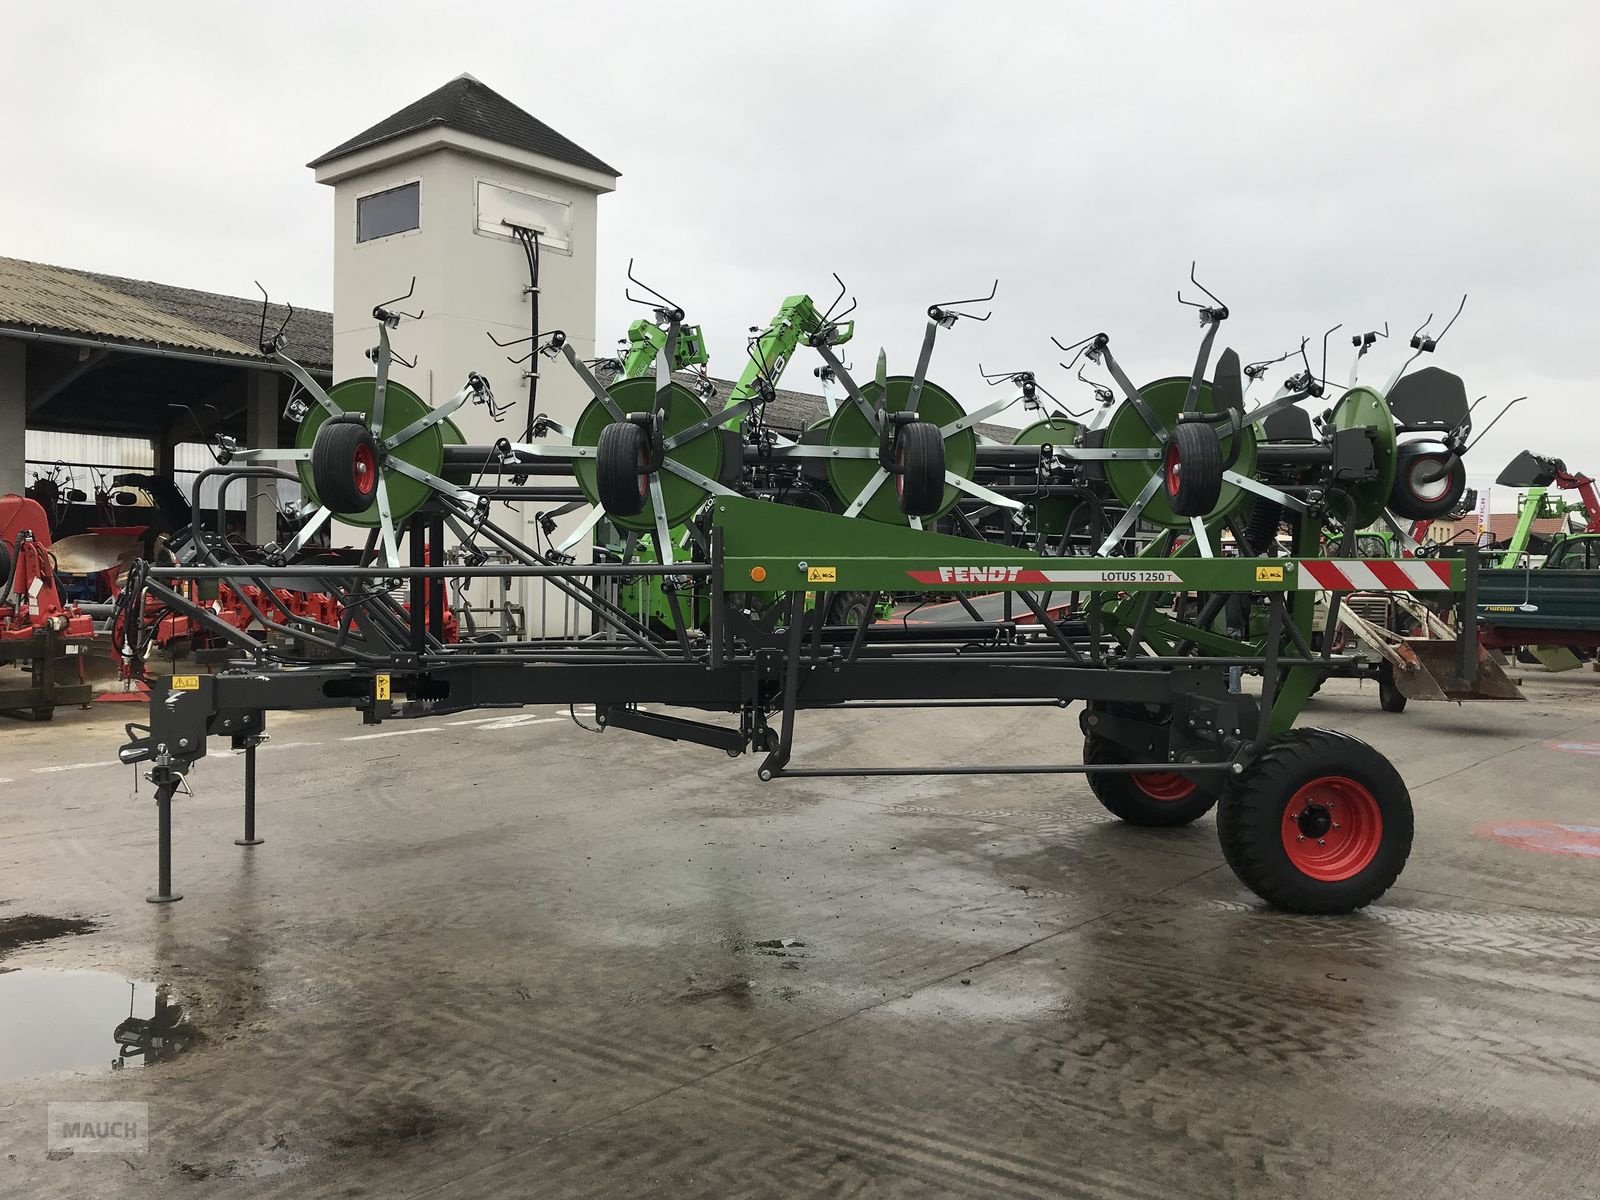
1484, 605, 1516, 613
375, 674, 391, 701
807, 566, 837, 584
1255, 566, 1285, 583
170, 675, 200, 691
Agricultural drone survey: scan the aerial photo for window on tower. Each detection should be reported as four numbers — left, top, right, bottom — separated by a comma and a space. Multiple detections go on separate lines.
357, 182, 420, 242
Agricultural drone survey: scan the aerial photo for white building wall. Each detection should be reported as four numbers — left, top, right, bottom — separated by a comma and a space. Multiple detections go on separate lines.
319, 130, 612, 635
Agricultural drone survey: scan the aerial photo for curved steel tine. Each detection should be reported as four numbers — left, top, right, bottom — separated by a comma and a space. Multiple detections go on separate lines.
623, 258, 685, 320
1176, 261, 1228, 320
1464, 396, 1526, 453
929, 279, 998, 322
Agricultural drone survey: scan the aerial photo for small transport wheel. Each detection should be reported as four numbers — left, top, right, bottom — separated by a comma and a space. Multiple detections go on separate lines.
1377, 660, 1407, 713
1389, 442, 1467, 520
597, 421, 650, 517
311, 418, 381, 514
894, 421, 946, 517
1083, 735, 1219, 827
1217, 728, 1412, 914
826, 591, 875, 627
1163, 420, 1224, 518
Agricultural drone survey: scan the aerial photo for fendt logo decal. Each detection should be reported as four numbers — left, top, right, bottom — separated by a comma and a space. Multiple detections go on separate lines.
926, 566, 1032, 583
907, 566, 1184, 586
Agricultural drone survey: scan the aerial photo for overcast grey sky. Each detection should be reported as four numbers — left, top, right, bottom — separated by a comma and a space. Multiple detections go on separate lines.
4, 0, 1597, 508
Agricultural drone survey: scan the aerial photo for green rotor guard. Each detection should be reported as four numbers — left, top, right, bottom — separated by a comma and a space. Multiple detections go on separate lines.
1014, 416, 1084, 536
1103, 377, 1258, 529
294, 378, 445, 525
1329, 386, 1398, 527
571, 377, 724, 532
825, 376, 975, 524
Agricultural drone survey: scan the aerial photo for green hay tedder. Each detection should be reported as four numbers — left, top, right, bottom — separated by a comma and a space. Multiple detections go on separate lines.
116, 265, 1488, 915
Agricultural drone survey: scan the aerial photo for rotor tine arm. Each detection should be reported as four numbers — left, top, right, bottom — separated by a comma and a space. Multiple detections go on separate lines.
560, 343, 627, 421
1099, 345, 1168, 439
1096, 471, 1165, 555
647, 475, 674, 566
841, 467, 892, 518
276, 354, 342, 419
374, 476, 401, 568
655, 320, 680, 415
372, 325, 391, 435
278, 504, 334, 557
906, 318, 940, 414
554, 505, 607, 554
946, 472, 1023, 509
813, 341, 879, 435
1188, 517, 1214, 558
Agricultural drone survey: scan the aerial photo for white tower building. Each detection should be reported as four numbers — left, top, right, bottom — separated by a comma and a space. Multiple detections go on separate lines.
310, 75, 618, 633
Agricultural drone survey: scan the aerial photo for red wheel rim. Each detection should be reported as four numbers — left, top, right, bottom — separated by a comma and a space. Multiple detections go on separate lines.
1163, 444, 1182, 497
638, 450, 650, 500
352, 442, 378, 498
1133, 771, 1196, 801
1407, 454, 1451, 503
895, 443, 905, 499
1280, 776, 1383, 881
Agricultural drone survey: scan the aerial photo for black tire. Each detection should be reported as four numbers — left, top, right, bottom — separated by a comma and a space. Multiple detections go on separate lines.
1389, 443, 1467, 521
1217, 728, 1412, 914
311, 419, 381, 514
894, 421, 945, 517
1377, 661, 1407, 713
826, 591, 875, 627
1163, 420, 1223, 518
0, 540, 12, 593
1083, 735, 1219, 827
597, 422, 650, 517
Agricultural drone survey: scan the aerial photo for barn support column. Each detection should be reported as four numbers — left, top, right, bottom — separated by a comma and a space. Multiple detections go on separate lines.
244, 371, 278, 545
0, 339, 25, 496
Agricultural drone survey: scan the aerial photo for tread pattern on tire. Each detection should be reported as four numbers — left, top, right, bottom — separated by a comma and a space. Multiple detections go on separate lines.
1083, 734, 1220, 828
1216, 728, 1413, 914
311, 420, 380, 515
1166, 421, 1224, 518
894, 422, 945, 517
597, 422, 649, 517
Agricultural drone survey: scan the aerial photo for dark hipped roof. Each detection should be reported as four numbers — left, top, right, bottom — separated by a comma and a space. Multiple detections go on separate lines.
0, 256, 332, 371
309, 75, 619, 177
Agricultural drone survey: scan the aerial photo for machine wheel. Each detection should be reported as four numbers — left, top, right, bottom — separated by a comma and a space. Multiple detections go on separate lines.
0, 540, 12, 592
826, 591, 875, 627
1377, 660, 1408, 712
1389, 443, 1467, 521
894, 421, 946, 517
310, 419, 381, 515
597, 422, 650, 518
1163, 421, 1223, 518
1083, 735, 1219, 827
1217, 728, 1412, 914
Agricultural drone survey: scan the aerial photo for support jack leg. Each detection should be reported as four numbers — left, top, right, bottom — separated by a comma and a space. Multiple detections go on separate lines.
234, 738, 264, 847
147, 775, 183, 904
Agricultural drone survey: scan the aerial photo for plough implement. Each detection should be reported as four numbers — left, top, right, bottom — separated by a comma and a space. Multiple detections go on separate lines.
115, 267, 1487, 915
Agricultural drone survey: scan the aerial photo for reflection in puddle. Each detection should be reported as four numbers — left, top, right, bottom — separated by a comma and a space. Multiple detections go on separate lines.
0, 969, 196, 1080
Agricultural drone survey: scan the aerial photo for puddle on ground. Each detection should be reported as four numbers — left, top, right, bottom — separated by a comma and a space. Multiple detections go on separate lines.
0, 969, 197, 1080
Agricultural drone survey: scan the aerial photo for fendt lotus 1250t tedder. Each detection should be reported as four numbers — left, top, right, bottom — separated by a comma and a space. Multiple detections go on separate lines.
108, 264, 1486, 915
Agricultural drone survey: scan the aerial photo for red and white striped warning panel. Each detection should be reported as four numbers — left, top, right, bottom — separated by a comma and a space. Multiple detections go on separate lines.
1296, 559, 1452, 591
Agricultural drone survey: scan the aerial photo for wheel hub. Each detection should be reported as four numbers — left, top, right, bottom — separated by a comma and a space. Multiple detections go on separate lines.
1280, 775, 1383, 882
1295, 804, 1333, 839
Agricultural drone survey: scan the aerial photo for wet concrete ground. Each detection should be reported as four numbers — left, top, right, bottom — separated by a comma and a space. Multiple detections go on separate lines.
1, 671, 1598, 1198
